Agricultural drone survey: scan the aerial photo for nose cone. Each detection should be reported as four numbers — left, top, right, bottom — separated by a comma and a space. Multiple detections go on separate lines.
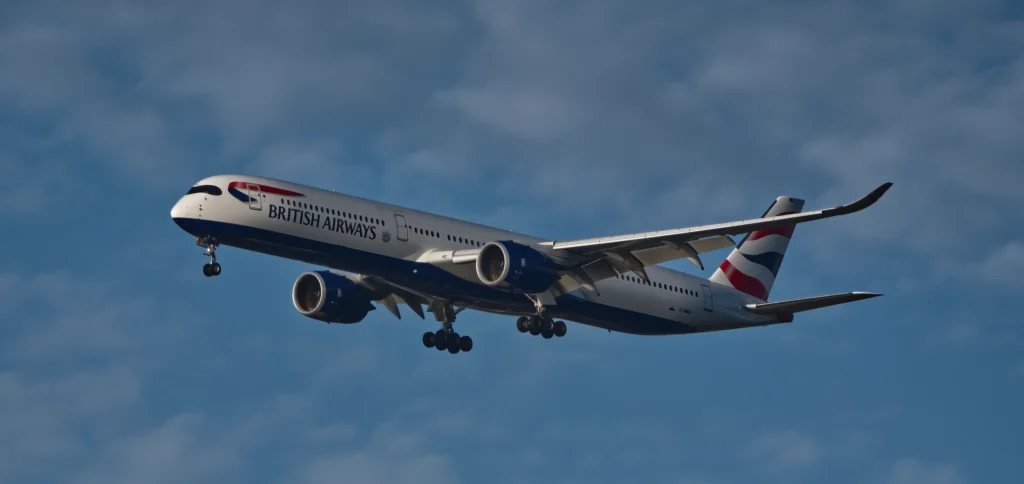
170, 198, 187, 220
170, 197, 195, 234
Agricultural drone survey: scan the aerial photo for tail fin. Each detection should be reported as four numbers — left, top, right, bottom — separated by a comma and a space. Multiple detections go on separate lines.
709, 196, 805, 300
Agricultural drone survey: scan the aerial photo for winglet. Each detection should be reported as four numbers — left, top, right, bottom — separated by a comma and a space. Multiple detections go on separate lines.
829, 182, 893, 216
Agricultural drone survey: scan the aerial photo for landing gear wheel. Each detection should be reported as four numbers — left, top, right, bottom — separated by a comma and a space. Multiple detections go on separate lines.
542, 330, 554, 339
422, 332, 435, 348
542, 318, 555, 332
529, 326, 541, 336
554, 321, 567, 337
448, 343, 460, 354
434, 330, 448, 351
516, 317, 530, 333
197, 237, 221, 277
446, 332, 460, 349
459, 335, 473, 352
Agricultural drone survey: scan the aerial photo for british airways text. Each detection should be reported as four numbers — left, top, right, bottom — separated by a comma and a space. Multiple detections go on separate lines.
267, 204, 377, 240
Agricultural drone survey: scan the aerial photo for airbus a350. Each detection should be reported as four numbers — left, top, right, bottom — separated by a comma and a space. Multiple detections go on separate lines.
171, 176, 891, 354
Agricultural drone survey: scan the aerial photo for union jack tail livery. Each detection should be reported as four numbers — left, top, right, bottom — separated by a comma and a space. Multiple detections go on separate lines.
709, 196, 805, 301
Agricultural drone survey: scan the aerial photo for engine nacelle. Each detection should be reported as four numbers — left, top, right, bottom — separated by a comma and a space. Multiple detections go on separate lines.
475, 241, 561, 294
292, 271, 375, 324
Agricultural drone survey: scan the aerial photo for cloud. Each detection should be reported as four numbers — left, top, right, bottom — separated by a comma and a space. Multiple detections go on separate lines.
743, 430, 823, 472
922, 320, 983, 349
75, 414, 238, 484
978, 241, 1024, 291
301, 452, 456, 484
0, 366, 142, 481
885, 458, 966, 484
1, 272, 180, 362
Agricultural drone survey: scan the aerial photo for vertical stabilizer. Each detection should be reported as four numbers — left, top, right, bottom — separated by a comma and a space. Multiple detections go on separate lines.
708, 196, 805, 300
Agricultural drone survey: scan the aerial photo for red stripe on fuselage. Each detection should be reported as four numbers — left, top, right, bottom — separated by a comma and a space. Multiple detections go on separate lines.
717, 259, 769, 300
228, 181, 305, 197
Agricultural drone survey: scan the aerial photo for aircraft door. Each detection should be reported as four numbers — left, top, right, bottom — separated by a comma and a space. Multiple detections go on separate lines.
701, 284, 713, 312
394, 214, 408, 242
246, 184, 262, 211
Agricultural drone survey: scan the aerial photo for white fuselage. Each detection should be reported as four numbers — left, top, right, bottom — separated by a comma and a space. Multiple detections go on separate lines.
171, 175, 779, 335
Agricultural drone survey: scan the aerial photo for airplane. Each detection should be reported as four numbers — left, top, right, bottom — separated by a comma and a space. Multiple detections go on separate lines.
170, 175, 892, 354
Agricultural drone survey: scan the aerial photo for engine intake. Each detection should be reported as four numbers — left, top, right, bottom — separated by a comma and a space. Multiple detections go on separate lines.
292, 271, 375, 324
475, 241, 560, 294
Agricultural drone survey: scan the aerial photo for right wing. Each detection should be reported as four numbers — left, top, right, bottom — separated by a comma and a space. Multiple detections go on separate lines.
541, 183, 892, 254
537, 183, 892, 285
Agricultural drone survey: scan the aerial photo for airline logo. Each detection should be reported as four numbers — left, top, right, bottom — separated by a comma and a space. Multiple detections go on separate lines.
227, 181, 305, 203
710, 197, 805, 300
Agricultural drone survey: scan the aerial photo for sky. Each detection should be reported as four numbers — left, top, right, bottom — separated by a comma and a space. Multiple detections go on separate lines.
1, 0, 1022, 482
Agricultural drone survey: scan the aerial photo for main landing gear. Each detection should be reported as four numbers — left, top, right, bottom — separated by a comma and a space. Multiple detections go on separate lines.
197, 236, 222, 278
517, 316, 567, 339
422, 329, 473, 354
422, 301, 473, 354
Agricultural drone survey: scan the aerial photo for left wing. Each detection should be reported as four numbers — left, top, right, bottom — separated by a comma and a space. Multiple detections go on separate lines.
351, 274, 428, 320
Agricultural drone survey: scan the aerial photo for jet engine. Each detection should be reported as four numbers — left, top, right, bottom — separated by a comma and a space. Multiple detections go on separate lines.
292, 271, 375, 323
475, 241, 561, 294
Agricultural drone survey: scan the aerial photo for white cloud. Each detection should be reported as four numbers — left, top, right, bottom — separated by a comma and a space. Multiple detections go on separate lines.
75, 414, 238, 484
885, 458, 966, 484
978, 241, 1024, 290
922, 320, 983, 349
744, 430, 823, 471
0, 366, 142, 481
301, 451, 456, 484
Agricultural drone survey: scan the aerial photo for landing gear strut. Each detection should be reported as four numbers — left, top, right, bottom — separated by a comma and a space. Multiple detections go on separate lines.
516, 316, 567, 339
422, 301, 472, 354
197, 236, 222, 277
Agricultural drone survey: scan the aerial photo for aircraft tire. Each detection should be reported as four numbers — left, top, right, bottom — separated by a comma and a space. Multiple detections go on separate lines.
516, 317, 530, 333
422, 332, 435, 348
446, 331, 460, 349
554, 321, 567, 337
434, 330, 448, 350
541, 330, 554, 339
459, 335, 473, 352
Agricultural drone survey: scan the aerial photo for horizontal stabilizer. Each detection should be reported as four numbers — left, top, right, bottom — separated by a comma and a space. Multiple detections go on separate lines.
744, 292, 882, 315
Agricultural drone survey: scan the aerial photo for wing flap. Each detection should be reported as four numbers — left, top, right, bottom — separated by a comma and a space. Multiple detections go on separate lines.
744, 292, 882, 315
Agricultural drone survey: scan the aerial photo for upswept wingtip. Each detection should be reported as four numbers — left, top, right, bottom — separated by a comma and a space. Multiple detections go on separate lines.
836, 182, 893, 214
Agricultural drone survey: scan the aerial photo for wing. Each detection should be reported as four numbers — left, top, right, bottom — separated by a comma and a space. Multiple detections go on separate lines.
540, 183, 892, 285
350, 273, 429, 320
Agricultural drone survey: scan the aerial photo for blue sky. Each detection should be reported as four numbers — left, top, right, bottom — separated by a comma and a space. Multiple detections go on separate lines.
2, 0, 1022, 482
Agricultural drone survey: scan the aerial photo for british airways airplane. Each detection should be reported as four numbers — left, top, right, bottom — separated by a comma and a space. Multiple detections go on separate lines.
171, 175, 891, 354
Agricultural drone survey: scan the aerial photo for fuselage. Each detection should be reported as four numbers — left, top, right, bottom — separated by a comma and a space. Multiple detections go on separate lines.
170, 175, 778, 335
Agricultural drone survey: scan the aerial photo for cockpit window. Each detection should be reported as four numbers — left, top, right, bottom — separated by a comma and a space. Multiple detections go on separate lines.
187, 185, 222, 196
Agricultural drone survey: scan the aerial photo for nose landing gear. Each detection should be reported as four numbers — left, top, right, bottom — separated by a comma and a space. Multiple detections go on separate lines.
197, 236, 222, 277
